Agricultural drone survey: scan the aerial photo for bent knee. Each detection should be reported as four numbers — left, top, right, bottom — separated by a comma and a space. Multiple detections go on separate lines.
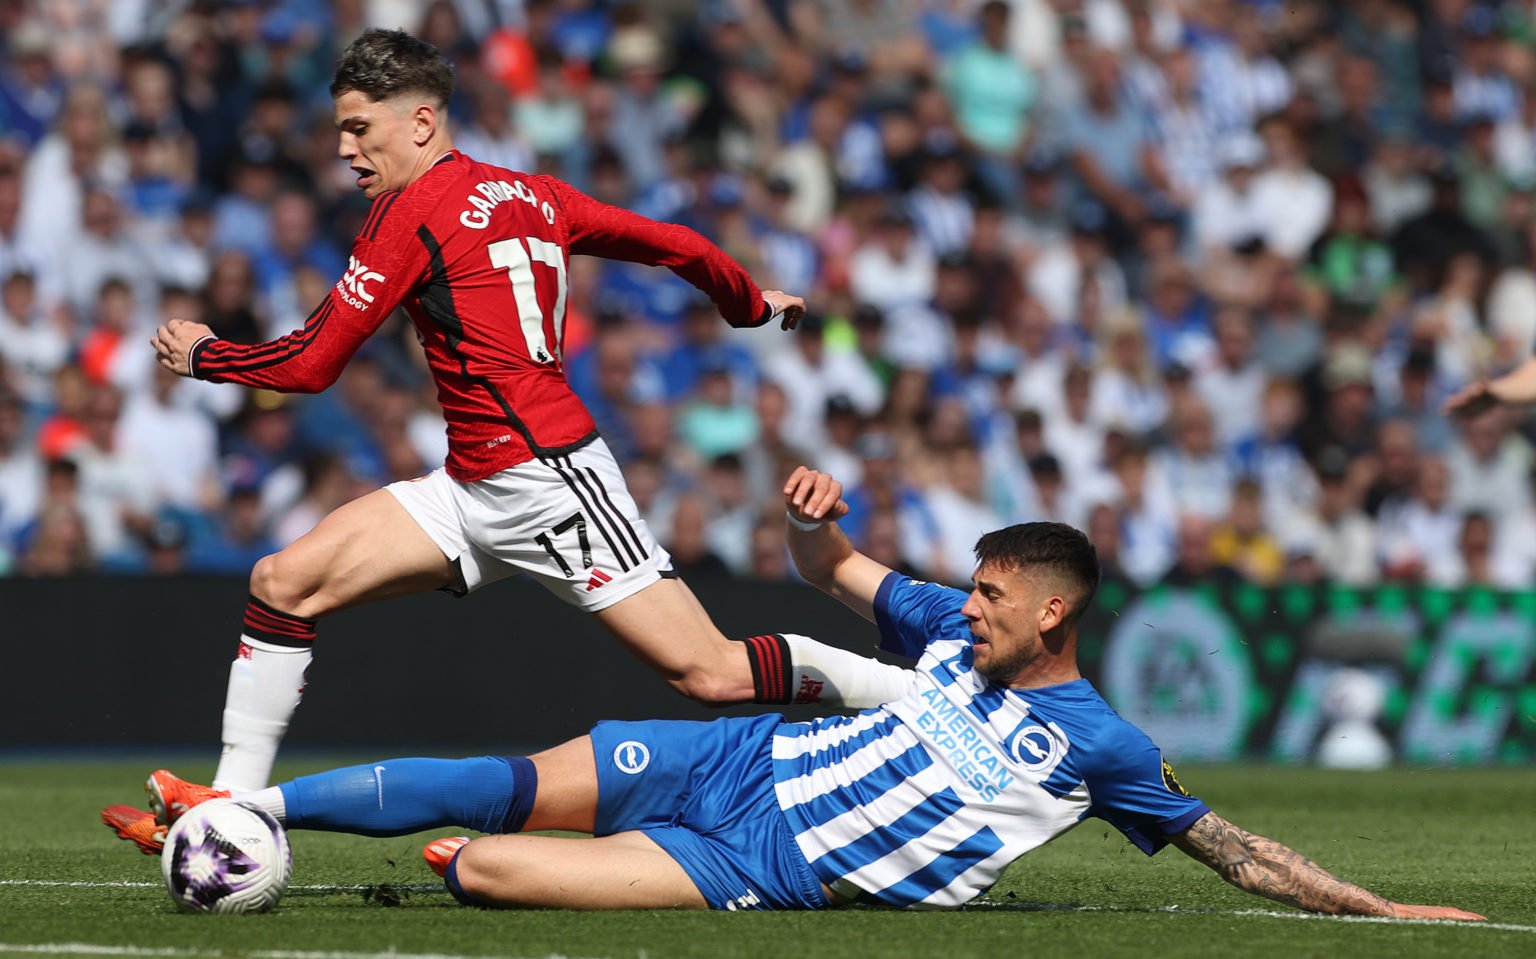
249, 550, 329, 620
451, 840, 524, 907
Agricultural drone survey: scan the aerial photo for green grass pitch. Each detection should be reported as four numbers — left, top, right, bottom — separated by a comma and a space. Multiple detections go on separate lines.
1, 758, 1532, 959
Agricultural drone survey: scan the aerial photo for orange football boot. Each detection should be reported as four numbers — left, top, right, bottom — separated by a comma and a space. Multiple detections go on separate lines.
101, 804, 168, 856
422, 836, 473, 878
145, 769, 229, 826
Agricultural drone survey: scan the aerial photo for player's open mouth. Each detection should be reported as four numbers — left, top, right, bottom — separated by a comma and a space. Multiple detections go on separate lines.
353, 166, 377, 189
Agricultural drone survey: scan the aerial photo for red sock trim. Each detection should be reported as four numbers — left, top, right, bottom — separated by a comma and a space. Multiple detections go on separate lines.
243, 596, 317, 647
742, 634, 792, 705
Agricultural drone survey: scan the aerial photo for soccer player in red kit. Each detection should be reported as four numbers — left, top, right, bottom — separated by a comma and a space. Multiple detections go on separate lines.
105, 29, 909, 850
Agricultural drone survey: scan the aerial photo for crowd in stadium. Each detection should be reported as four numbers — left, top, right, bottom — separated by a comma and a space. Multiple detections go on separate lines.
1, 0, 1535, 589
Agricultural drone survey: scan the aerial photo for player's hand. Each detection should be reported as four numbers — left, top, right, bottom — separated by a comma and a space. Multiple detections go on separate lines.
151, 318, 216, 377
1442, 381, 1501, 418
783, 466, 850, 524
1389, 903, 1486, 922
763, 290, 805, 331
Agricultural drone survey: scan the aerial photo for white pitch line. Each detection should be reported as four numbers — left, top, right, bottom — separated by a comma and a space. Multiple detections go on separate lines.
0, 946, 613, 959
3, 887, 1530, 935
0, 880, 443, 893
1226, 908, 1536, 934
965, 901, 1536, 933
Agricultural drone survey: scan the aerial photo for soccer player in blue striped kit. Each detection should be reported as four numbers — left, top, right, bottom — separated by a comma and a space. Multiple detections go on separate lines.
133, 467, 1483, 918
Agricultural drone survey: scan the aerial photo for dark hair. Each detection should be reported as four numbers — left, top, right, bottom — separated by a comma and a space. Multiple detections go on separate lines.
330, 29, 454, 107
973, 523, 1100, 625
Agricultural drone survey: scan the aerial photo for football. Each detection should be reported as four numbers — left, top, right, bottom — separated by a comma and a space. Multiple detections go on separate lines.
160, 799, 292, 914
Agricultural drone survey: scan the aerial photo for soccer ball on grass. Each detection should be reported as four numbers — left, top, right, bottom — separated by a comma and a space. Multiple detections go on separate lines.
161, 799, 292, 913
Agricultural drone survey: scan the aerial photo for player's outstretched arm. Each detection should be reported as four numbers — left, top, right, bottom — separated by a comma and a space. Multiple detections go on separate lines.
1171, 812, 1485, 921
1444, 356, 1536, 416
784, 466, 894, 624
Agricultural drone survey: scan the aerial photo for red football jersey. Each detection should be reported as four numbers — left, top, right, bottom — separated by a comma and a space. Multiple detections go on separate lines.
191, 151, 771, 480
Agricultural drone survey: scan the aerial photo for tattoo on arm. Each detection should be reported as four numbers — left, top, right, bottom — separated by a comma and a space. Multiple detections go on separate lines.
1172, 813, 1396, 917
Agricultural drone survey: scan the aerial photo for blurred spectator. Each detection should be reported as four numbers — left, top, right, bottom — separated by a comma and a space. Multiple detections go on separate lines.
188, 484, 277, 576
254, 190, 343, 319
1029, 202, 1127, 327
1434, 511, 1501, 588
1230, 377, 1314, 527
19, 83, 125, 271
841, 430, 938, 573
906, 135, 975, 256
1042, 363, 1107, 490
1250, 114, 1333, 261
701, 453, 755, 575
68, 189, 155, 320
19, 497, 92, 575
1107, 440, 1177, 585
1300, 346, 1379, 461
454, 79, 535, 174
0, 390, 41, 547
1193, 132, 1267, 256
667, 492, 730, 579
1091, 317, 1166, 437
273, 452, 352, 548
1392, 170, 1495, 293
1154, 394, 1233, 521
661, 297, 757, 402
678, 361, 758, 461
927, 444, 1003, 584
1143, 46, 1226, 204
1377, 455, 1460, 581
860, 507, 921, 573
1447, 406, 1533, 515
1164, 513, 1241, 587
762, 312, 882, 450
117, 365, 219, 513
850, 204, 936, 314
943, 1, 1035, 205
70, 385, 156, 560
1007, 297, 1070, 413
0, 0, 1532, 590
140, 514, 189, 576
1209, 478, 1285, 584
1195, 306, 1265, 445
1065, 50, 1159, 243
0, 20, 64, 149
0, 270, 69, 407
1026, 452, 1087, 527
747, 516, 792, 581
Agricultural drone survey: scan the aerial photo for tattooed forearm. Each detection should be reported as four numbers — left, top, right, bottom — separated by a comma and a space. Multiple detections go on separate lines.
1172, 813, 1396, 917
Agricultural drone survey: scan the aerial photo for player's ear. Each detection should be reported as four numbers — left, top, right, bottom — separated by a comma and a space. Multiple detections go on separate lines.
1038, 593, 1066, 633
412, 102, 438, 146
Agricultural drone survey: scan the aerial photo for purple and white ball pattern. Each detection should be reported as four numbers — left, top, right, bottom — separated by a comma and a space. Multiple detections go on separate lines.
160, 799, 292, 913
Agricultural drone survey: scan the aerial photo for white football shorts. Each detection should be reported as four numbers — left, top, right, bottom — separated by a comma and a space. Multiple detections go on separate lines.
385, 437, 673, 612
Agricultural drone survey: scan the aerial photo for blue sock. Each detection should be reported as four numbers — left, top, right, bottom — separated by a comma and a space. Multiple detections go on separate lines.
443, 849, 481, 907
278, 756, 537, 837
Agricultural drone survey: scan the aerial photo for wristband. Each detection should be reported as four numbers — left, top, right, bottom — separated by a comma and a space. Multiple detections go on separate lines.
785, 510, 824, 532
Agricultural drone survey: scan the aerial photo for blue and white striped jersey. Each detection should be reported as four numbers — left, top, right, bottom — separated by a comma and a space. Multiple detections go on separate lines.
771, 573, 1209, 909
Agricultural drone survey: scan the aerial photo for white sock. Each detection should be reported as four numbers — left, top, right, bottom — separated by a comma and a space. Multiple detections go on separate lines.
783, 633, 914, 709
212, 636, 312, 792
241, 786, 288, 823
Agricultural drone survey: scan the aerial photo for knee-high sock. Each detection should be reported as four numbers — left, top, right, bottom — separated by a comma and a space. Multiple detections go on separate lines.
743, 632, 913, 708
212, 598, 317, 792
266, 757, 537, 838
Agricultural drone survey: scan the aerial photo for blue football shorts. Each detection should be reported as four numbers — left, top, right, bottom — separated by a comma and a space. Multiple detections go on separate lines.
589, 713, 829, 911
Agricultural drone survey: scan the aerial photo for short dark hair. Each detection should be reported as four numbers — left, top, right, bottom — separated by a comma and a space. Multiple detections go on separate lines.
330, 29, 454, 107
973, 523, 1100, 625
